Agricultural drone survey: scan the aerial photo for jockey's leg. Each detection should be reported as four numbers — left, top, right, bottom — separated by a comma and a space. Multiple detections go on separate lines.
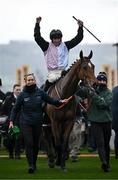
44, 80, 53, 92
44, 69, 62, 91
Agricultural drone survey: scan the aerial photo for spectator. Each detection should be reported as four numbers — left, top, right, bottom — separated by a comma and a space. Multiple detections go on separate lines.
1, 84, 21, 159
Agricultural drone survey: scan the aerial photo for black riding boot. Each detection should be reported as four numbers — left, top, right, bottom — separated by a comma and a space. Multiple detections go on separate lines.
44, 80, 53, 92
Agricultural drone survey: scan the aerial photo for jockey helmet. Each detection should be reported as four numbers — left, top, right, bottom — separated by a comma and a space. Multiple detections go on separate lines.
50, 29, 63, 40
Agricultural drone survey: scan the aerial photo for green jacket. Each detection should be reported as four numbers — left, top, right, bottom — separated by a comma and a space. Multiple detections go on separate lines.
88, 88, 112, 123
76, 86, 112, 123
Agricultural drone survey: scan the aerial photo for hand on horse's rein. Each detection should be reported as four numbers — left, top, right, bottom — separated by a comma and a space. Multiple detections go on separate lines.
55, 96, 73, 110
84, 85, 98, 98
76, 85, 97, 99
60, 99, 69, 104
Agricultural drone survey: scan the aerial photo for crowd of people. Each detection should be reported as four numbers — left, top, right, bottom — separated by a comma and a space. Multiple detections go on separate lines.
0, 71, 118, 174
0, 16, 118, 175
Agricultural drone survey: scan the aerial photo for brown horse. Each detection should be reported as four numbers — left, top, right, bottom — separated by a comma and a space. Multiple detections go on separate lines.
44, 50, 96, 170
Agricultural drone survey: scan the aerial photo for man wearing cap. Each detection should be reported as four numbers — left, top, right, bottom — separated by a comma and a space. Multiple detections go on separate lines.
76, 72, 112, 172
91, 72, 112, 172
88, 72, 112, 172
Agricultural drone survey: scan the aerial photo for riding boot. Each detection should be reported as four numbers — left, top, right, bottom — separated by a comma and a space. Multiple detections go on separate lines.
44, 80, 53, 92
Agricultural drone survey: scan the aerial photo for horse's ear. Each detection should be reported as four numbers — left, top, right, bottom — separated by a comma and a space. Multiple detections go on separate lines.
88, 50, 93, 59
80, 50, 83, 59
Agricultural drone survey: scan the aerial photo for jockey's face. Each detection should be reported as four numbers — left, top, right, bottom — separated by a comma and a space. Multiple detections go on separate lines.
25, 74, 36, 86
52, 38, 62, 46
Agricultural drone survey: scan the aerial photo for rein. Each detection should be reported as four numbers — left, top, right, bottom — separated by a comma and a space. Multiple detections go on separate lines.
54, 58, 93, 110
54, 85, 73, 109
55, 95, 73, 110
54, 84, 88, 111
55, 85, 61, 99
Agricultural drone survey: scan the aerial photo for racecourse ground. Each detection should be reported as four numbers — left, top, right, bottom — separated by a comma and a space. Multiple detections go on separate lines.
0, 154, 117, 179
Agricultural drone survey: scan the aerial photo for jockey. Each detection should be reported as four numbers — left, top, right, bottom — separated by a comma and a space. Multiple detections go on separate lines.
34, 16, 84, 91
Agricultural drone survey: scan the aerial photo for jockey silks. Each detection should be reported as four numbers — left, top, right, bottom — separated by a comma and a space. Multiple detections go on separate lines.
44, 42, 68, 71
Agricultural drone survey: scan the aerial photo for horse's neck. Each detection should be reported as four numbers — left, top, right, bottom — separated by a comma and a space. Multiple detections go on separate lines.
58, 63, 80, 98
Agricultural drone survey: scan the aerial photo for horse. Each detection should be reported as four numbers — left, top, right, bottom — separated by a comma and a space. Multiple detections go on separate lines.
44, 50, 96, 171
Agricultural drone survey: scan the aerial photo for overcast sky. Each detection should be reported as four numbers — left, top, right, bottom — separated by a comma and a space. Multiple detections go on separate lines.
0, 0, 118, 44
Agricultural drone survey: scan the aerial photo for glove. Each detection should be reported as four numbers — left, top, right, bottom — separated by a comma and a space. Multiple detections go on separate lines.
76, 85, 97, 98
9, 121, 14, 129
36, 16, 42, 23
87, 87, 97, 97
77, 19, 83, 27
76, 86, 88, 98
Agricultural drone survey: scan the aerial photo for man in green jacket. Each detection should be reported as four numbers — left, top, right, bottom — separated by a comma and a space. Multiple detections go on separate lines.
77, 72, 112, 172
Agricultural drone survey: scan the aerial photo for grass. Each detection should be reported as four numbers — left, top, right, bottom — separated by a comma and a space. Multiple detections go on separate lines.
0, 156, 118, 179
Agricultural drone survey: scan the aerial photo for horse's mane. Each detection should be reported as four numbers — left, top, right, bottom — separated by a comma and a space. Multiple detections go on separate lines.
61, 59, 79, 77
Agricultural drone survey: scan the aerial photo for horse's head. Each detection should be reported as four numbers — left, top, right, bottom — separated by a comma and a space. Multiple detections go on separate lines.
77, 50, 96, 86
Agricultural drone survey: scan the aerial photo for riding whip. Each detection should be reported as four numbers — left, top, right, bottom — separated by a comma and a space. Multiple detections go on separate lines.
72, 16, 101, 43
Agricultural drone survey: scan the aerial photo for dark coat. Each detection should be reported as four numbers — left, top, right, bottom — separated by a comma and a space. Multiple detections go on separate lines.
34, 23, 83, 52
0, 89, 5, 109
0, 93, 20, 125
112, 86, 118, 131
10, 86, 61, 125
1, 93, 15, 116
0, 89, 5, 100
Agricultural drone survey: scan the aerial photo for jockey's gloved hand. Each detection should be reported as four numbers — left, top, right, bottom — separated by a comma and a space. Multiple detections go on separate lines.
36, 16, 42, 24
77, 19, 83, 27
